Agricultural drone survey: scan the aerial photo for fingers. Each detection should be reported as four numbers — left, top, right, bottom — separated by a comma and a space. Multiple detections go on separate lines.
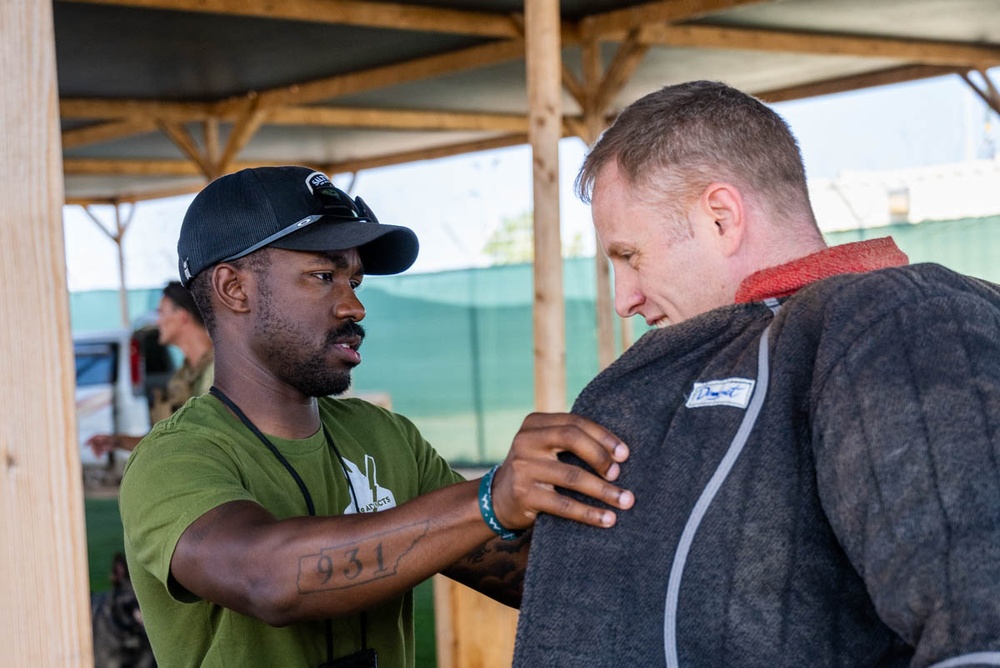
492, 413, 634, 531
86, 434, 116, 456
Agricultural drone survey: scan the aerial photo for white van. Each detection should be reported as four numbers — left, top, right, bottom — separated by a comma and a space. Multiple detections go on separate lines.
74, 325, 175, 476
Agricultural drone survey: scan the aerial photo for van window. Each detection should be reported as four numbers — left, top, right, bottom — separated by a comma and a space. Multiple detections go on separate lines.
75, 343, 118, 387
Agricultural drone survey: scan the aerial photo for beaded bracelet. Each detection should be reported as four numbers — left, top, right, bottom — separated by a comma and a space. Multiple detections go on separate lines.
478, 464, 525, 541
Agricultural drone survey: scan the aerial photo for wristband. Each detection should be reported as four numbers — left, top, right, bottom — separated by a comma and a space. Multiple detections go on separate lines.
478, 464, 525, 541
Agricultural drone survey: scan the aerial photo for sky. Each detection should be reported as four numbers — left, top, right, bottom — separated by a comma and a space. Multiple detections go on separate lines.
62, 69, 999, 294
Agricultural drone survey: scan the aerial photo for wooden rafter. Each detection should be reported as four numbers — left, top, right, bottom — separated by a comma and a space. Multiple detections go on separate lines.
213, 39, 527, 116
580, 0, 772, 40
267, 107, 530, 133
961, 69, 1000, 115
60, 0, 523, 38
157, 121, 214, 176
61, 118, 157, 149
642, 25, 1000, 69
594, 29, 650, 114
756, 64, 967, 103
57, 0, 1000, 204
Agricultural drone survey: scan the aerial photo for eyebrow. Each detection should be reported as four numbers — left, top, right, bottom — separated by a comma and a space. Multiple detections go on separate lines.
604, 242, 631, 258
307, 250, 364, 274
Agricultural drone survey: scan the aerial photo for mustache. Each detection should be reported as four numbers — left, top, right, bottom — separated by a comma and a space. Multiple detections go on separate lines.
326, 321, 366, 346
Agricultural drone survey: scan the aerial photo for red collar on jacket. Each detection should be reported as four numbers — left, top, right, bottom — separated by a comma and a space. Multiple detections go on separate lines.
734, 237, 909, 304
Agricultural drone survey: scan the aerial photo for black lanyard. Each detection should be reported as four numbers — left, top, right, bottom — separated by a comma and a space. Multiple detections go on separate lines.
208, 386, 370, 664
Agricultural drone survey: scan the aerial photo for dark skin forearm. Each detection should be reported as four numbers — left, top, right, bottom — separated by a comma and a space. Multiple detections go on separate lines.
171, 480, 508, 626
172, 412, 633, 625
443, 529, 532, 608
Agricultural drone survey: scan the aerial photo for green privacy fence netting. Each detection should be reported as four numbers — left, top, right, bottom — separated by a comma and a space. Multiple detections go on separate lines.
70, 214, 1000, 465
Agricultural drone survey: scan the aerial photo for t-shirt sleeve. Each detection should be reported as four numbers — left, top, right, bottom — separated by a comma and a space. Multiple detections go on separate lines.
811, 291, 1000, 666
119, 420, 255, 602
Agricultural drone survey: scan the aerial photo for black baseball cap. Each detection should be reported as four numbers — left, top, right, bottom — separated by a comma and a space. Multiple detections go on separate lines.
177, 166, 419, 287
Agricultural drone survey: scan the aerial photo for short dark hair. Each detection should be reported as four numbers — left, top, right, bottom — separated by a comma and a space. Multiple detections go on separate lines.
162, 280, 205, 328
577, 80, 816, 228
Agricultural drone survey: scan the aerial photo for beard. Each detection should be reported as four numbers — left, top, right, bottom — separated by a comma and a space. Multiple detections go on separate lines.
253, 285, 366, 398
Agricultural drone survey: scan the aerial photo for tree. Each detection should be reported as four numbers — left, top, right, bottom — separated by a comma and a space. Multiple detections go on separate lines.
482, 211, 584, 265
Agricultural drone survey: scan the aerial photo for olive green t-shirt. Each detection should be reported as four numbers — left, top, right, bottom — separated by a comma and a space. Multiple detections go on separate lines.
120, 394, 463, 668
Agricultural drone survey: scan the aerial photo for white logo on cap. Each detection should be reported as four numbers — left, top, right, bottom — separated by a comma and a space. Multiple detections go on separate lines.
305, 171, 332, 194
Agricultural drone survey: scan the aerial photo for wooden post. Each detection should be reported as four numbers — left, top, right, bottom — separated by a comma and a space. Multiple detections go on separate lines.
580, 39, 617, 370
0, 1, 94, 666
526, 0, 565, 412
433, 575, 519, 668
435, 6, 565, 666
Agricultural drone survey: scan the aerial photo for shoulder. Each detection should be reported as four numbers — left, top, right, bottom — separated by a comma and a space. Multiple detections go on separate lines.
794, 263, 999, 311
778, 264, 1000, 343
318, 396, 423, 434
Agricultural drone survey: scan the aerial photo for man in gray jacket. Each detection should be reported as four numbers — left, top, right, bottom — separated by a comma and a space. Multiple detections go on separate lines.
513, 80, 1000, 667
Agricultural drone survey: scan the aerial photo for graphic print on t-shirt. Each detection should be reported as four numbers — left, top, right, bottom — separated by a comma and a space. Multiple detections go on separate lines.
341, 454, 397, 514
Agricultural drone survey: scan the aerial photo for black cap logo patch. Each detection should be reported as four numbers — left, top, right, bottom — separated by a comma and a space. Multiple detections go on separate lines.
304, 171, 360, 219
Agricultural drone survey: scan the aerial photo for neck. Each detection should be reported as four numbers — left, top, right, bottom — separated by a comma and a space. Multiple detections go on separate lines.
175, 329, 212, 368
738, 218, 828, 282
212, 349, 321, 439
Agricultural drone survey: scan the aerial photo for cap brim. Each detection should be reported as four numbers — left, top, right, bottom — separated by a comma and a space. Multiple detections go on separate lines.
269, 218, 419, 275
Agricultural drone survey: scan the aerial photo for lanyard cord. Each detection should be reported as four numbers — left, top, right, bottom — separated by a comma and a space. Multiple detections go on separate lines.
208, 386, 370, 660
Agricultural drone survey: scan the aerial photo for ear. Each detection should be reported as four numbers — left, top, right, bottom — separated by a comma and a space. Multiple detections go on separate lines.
211, 263, 253, 316
697, 182, 746, 258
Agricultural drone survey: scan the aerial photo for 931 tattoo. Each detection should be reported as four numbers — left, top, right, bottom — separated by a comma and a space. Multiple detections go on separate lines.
297, 522, 429, 593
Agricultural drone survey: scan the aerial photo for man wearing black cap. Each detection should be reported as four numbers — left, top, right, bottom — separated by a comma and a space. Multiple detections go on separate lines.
119, 166, 634, 668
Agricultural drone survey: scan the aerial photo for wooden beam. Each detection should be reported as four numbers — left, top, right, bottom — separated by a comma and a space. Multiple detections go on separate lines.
581, 0, 772, 40
203, 117, 221, 168
216, 100, 269, 175
324, 134, 531, 174
61, 118, 157, 149
63, 157, 208, 176
960, 69, 1000, 116
63, 0, 523, 39
60, 97, 213, 122
65, 182, 205, 206
642, 25, 1000, 69
594, 29, 650, 113
755, 64, 966, 103
527, 0, 566, 413
214, 39, 527, 115
2, 0, 93, 664
157, 121, 215, 177
269, 106, 530, 133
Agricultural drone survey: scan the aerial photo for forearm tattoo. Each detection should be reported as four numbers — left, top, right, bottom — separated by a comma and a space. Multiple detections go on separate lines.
446, 529, 532, 607
297, 522, 430, 594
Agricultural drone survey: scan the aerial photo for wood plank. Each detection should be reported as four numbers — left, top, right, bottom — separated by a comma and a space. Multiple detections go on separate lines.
215, 39, 527, 114
755, 64, 966, 103
961, 70, 1000, 115
594, 30, 650, 113
326, 135, 531, 175
63, 0, 522, 38
269, 106, 530, 133
527, 0, 566, 413
60, 97, 212, 121
157, 121, 215, 176
581, 0, 772, 40
643, 25, 1000, 68
1, 1, 93, 664
433, 576, 518, 668
61, 118, 157, 149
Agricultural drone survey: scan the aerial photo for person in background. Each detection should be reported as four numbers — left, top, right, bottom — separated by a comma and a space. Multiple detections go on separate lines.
119, 165, 634, 667
88, 280, 214, 456
513, 80, 1000, 668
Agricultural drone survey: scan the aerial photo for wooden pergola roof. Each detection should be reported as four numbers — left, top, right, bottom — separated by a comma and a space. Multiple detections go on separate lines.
59, 0, 1000, 205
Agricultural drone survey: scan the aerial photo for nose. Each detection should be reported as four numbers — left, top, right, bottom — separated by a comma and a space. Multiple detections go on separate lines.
613, 272, 643, 318
335, 286, 366, 322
